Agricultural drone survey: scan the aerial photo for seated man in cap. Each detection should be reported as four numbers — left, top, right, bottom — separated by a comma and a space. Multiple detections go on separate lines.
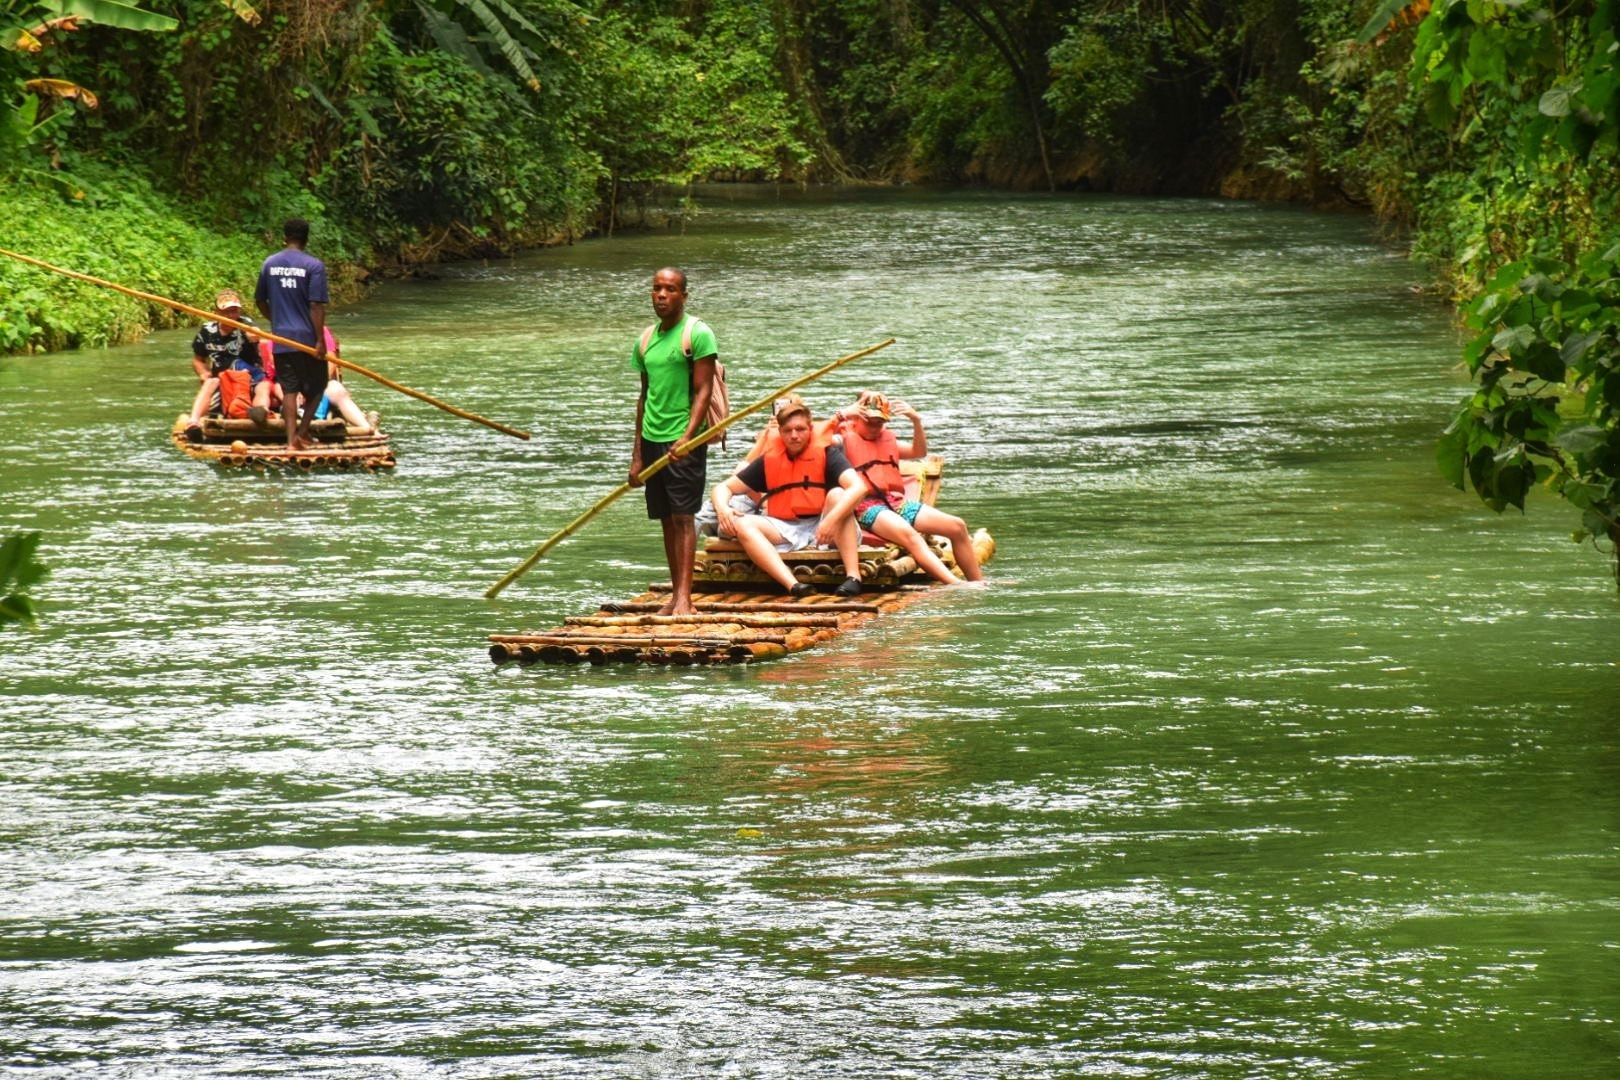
836, 392, 984, 583
183, 289, 263, 441
710, 395, 867, 597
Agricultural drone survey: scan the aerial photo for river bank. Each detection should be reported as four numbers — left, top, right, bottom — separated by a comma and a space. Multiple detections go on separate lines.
1, 165, 1397, 358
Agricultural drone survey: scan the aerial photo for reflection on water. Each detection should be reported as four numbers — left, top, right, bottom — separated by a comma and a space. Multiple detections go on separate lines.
1, 188, 1617, 1076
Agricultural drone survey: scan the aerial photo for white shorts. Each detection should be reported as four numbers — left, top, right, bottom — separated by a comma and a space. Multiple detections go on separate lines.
756, 514, 823, 552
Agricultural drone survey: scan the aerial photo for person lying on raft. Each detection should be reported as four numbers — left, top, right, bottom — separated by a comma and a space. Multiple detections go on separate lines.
710, 394, 867, 598
836, 392, 984, 584
183, 289, 262, 442
256, 328, 376, 435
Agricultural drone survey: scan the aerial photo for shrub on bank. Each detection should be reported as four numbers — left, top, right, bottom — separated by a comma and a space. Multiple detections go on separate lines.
0, 167, 267, 352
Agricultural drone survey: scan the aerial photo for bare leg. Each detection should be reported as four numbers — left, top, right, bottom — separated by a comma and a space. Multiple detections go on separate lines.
324, 382, 371, 431
281, 390, 306, 450
835, 514, 861, 580
734, 517, 798, 591
912, 506, 983, 581
188, 377, 219, 423
248, 378, 271, 424
295, 388, 319, 448
658, 514, 699, 615
868, 511, 959, 584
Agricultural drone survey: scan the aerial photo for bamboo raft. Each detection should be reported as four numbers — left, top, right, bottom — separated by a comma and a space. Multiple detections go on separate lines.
491, 455, 994, 667
169, 413, 396, 470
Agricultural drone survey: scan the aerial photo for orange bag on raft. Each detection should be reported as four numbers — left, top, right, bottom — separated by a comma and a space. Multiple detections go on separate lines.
218, 368, 255, 419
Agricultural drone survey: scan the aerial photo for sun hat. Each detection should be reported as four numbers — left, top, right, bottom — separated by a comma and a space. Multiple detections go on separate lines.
855, 393, 891, 420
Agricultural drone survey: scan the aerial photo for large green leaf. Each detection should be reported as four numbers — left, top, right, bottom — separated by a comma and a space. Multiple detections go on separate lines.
56, 0, 178, 32
1555, 424, 1608, 455
1562, 328, 1605, 366
0, 532, 47, 592
1437, 428, 1468, 489
0, 594, 39, 627
463, 0, 541, 90
1538, 82, 1579, 118
413, 0, 499, 82
1358, 0, 1414, 44
0, 533, 46, 628
1492, 325, 1537, 355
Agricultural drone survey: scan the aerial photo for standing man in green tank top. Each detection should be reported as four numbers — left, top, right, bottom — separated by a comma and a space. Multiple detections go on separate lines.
629, 267, 719, 616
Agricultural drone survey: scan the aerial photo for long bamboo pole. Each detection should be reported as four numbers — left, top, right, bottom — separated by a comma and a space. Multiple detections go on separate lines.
484, 337, 896, 598
0, 247, 530, 440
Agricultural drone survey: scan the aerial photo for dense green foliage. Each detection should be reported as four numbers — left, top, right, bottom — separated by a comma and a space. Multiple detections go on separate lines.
0, 163, 264, 349
1416, 0, 1620, 583
3, 0, 1618, 579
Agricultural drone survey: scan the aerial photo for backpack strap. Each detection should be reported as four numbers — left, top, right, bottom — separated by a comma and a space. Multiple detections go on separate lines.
639, 318, 697, 361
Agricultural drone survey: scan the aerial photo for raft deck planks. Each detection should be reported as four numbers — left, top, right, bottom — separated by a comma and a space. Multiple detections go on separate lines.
169, 413, 396, 470
489, 528, 994, 666
491, 453, 990, 667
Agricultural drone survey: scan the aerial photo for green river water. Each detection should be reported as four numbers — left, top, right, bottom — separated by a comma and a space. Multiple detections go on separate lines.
1, 188, 1617, 1077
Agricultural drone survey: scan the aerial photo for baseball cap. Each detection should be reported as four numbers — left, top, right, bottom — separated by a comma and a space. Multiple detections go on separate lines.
855, 393, 891, 420
215, 289, 243, 310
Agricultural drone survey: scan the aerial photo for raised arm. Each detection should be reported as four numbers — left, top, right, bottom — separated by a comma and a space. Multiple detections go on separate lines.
892, 399, 926, 459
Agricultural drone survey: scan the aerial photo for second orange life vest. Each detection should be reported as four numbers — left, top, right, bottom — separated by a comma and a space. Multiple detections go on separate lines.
839, 422, 905, 504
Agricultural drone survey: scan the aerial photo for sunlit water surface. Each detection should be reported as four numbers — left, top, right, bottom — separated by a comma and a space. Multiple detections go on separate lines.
2, 188, 1617, 1077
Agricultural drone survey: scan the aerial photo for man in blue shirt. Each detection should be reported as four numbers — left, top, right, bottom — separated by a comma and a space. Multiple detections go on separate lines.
255, 218, 330, 451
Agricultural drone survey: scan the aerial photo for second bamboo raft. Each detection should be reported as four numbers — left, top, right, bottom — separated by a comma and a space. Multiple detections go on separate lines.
169, 412, 396, 470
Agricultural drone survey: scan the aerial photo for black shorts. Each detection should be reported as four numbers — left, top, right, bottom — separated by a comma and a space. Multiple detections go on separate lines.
640, 436, 707, 518
275, 352, 328, 401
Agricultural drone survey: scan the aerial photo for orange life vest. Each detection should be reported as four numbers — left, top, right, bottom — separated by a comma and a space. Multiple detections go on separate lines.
839, 422, 905, 504
761, 442, 830, 519
218, 368, 255, 419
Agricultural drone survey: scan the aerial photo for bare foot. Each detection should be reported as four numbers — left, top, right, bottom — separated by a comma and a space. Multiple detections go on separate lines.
290, 436, 313, 452
658, 598, 698, 616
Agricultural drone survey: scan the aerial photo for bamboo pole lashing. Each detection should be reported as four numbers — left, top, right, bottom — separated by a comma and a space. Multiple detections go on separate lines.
0, 247, 529, 440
